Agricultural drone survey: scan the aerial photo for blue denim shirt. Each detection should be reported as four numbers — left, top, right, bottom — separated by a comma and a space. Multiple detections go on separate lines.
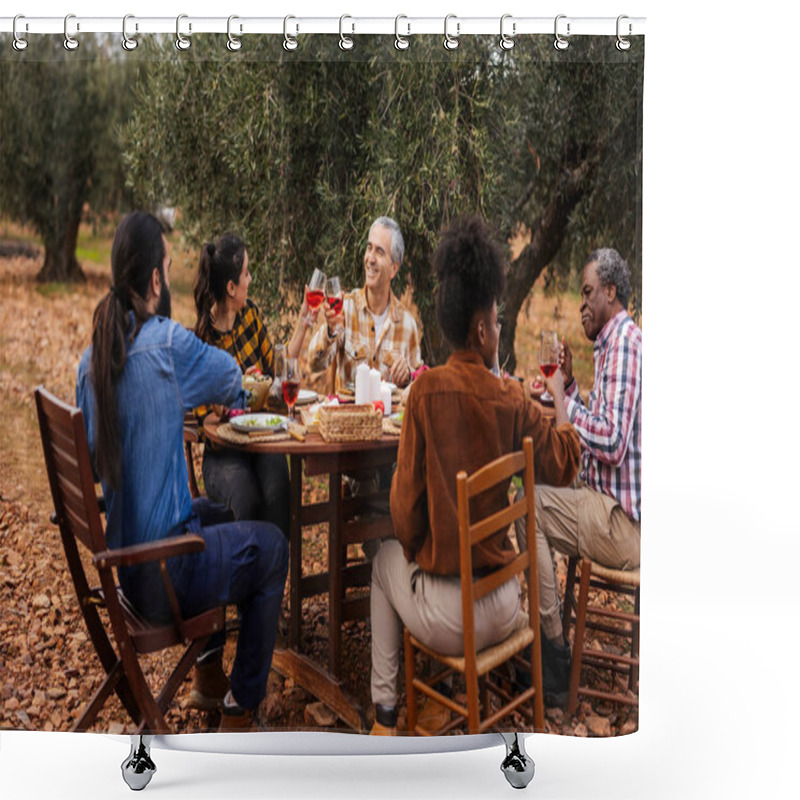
76, 314, 246, 553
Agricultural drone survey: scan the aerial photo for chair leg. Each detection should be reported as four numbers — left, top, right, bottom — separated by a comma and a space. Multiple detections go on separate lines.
499, 732, 535, 789
562, 556, 578, 641
404, 629, 417, 735
566, 559, 592, 716
480, 676, 491, 721
185, 441, 201, 499
630, 586, 641, 692
121, 735, 156, 791
466, 666, 481, 735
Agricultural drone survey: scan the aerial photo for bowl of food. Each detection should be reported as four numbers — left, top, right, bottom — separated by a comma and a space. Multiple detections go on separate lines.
242, 371, 273, 411
229, 413, 288, 434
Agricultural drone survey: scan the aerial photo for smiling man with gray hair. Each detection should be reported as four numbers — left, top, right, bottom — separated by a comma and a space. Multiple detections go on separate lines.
308, 215, 422, 394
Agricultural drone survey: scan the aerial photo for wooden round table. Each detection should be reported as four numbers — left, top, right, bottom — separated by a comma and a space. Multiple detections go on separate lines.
203, 414, 400, 731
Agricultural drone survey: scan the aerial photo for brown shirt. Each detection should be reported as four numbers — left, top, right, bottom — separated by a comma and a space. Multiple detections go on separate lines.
390, 350, 581, 576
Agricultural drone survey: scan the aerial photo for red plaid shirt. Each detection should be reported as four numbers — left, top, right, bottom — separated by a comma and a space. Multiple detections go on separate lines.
564, 310, 642, 521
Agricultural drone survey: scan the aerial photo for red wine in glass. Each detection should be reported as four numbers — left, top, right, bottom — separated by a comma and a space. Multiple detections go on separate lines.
326, 276, 343, 316
282, 357, 301, 419
282, 380, 300, 407
306, 268, 327, 312
540, 363, 558, 378
305, 289, 325, 310
538, 330, 560, 402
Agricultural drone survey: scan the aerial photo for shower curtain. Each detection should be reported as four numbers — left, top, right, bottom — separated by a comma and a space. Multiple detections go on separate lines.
0, 14, 643, 747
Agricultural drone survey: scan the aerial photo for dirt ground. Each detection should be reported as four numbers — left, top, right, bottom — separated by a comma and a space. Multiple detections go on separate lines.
0, 230, 636, 738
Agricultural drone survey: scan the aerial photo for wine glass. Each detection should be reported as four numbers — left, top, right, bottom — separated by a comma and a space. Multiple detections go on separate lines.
326, 276, 343, 316
305, 268, 327, 312
273, 343, 286, 392
538, 330, 560, 403
281, 357, 300, 421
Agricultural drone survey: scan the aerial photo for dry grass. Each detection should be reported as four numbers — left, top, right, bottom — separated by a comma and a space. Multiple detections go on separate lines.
1, 221, 635, 738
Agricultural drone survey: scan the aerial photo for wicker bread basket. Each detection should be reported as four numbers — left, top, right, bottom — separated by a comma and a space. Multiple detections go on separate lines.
318, 404, 383, 442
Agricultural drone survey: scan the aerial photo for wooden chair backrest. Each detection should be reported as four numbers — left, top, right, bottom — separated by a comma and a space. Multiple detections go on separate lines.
456, 437, 540, 660
35, 386, 106, 557
34, 386, 128, 648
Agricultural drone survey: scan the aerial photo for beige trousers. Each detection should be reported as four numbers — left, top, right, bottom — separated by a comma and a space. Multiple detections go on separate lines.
515, 482, 640, 641
370, 539, 520, 708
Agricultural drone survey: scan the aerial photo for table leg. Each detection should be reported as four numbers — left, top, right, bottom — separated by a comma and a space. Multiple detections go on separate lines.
289, 454, 303, 650
328, 469, 344, 679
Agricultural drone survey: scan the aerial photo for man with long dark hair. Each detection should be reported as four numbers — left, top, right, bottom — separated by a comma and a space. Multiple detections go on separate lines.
76, 211, 288, 730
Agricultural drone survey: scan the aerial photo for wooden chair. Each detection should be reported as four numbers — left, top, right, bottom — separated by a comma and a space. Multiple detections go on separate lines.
34, 386, 225, 733
404, 437, 545, 735
562, 556, 640, 715
183, 412, 203, 498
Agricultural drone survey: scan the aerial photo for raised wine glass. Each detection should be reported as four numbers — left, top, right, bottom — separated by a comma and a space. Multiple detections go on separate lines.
281, 357, 300, 421
305, 268, 327, 313
538, 330, 560, 403
326, 276, 343, 317
272, 343, 286, 397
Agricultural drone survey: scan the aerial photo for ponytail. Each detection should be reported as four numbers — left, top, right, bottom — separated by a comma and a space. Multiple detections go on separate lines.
90, 211, 165, 488
193, 242, 217, 342
192, 234, 247, 342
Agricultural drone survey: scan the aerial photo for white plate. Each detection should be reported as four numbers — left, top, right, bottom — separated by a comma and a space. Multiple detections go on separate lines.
229, 413, 288, 433
295, 389, 318, 405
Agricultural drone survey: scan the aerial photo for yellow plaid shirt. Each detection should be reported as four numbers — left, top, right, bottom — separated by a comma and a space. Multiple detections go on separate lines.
194, 299, 274, 439
308, 286, 422, 394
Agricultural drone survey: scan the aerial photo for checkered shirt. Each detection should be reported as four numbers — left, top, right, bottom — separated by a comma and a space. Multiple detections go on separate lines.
564, 310, 642, 521
307, 286, 422, 392
194, 298, 274, 434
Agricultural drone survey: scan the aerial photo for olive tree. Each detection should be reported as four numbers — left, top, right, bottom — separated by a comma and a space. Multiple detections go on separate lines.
0, 36, 137, 281
124, 35, 642, 369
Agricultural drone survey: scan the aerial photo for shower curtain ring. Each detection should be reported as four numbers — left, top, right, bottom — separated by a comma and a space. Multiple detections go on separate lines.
339, 15, 354, 50
554, 14, 570, 51
175, 14, 191, 51
499, 14, 515, 51
64, 14, 79, 51
12, 15, 28, 51
394, 15, 410, 50
616, 15, 632, 51
283, 16, 298, 51
227, 15, 242, 51
122, 15, 138, 51
443, 14, 459, 51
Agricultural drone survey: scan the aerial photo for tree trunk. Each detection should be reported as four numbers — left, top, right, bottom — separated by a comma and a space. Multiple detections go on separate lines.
36, 213, 85, 283
499, 157, 595, 375
407, 236, 451, 368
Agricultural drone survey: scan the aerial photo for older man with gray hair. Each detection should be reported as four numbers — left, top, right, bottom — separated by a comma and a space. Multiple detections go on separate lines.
517, 247, 642, 707
308, 216, 422, 393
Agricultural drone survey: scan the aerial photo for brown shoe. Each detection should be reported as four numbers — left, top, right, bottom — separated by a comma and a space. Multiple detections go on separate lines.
416, 696, 451, 734
369, 720, 397, 736
188, 656, 230, 710
218, 705, 256, 732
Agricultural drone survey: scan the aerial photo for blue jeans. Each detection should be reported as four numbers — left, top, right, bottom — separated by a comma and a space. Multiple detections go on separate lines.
120, 498, 289, 710
203, 447, 290, 539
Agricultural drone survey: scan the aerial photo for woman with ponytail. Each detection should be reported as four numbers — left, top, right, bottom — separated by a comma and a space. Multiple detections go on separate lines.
76, 212, 289, 730
192, 235, 318, 537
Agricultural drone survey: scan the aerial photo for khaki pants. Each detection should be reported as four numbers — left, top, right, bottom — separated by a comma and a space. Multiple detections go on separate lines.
370, 539, 520, 708
515, 482, 640, 642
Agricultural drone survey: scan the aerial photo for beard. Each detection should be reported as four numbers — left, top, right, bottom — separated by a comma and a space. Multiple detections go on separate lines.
154, 284, 172, 318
